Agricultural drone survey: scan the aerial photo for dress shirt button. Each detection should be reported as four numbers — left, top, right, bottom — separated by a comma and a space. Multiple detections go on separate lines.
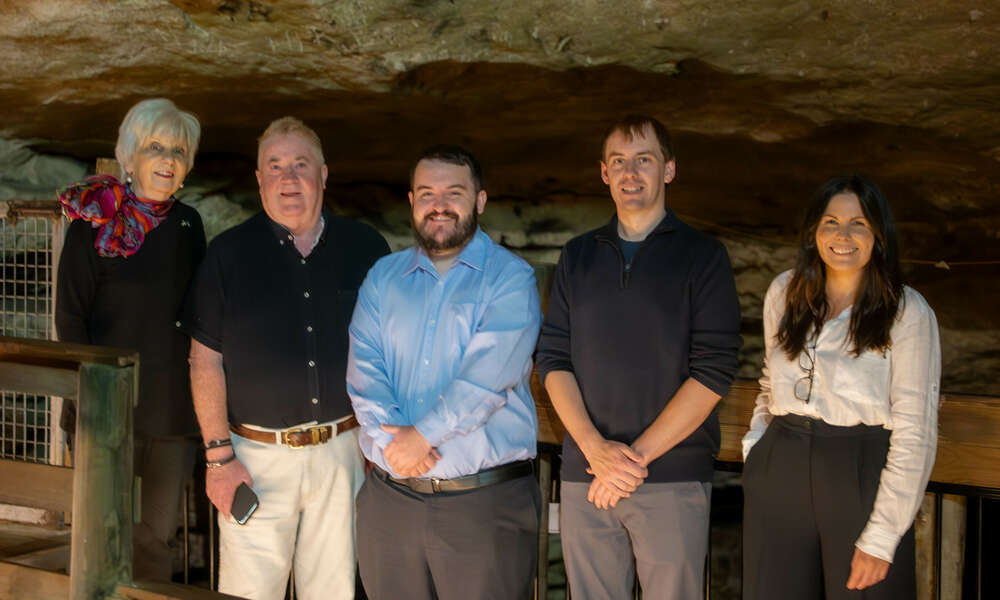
306, 325, 313, 332
288, 234, 293, 241
279, 240, 284, 245
303, 291, 310, 298
429, 319, 435, 324
175, 321, 181, 327
424, 359, 430, 365
308, 360, 316, 367
311, 398, 319, 405
301, 259, 306, 265
417, 398, 423, 403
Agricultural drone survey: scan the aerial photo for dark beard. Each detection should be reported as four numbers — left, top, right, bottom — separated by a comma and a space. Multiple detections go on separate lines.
412, 209, 478, 254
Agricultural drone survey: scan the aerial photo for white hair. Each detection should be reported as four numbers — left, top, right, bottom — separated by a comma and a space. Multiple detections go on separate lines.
257, 116, 325, 166
115, 98, 201, 177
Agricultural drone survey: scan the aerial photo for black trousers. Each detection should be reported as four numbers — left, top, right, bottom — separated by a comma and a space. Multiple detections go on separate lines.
742, 414, 916, 600
357, 467, 540, 600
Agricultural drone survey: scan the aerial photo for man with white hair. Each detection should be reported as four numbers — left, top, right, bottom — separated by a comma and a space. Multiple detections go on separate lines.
183, 117, 389, 599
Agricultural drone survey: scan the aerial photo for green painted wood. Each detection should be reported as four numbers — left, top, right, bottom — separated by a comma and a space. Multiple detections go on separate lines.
70, 362, 135, 600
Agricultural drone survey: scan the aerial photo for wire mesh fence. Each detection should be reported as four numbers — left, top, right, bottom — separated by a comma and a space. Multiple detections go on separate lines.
0, 213, 60, 464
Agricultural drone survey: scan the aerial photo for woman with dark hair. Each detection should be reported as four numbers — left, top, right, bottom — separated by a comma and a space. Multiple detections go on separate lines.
55, 98, 206, 581
742, 175, 940, 599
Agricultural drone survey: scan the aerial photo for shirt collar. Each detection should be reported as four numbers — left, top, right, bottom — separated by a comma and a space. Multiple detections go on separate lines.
595, 208, 676, 243
403, 227, 489, 277
265, 209, 330, 249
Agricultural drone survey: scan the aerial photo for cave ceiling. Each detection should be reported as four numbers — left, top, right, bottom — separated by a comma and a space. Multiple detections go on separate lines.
2, 0, 999, 331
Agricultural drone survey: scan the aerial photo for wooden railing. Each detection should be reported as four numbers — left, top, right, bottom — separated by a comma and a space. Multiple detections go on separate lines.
0, 336, 239, 600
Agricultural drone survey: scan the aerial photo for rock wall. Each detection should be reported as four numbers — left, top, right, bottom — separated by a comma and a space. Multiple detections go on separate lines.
0, 0, 997, 395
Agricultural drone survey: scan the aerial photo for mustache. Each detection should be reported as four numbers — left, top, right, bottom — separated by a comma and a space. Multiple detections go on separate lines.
422, 210, 460, 222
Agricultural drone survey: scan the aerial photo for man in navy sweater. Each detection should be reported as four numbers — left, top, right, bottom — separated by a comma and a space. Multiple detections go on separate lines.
535, 115, 742, 599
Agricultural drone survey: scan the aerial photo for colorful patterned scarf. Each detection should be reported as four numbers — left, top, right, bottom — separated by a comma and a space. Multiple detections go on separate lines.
58, 175, 175, 258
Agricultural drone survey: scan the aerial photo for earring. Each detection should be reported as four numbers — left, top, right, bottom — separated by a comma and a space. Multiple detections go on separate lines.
179, 182, 184, 189
126, 174, 133, 184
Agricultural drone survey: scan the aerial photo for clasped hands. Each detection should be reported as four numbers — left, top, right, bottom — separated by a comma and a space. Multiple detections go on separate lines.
583, 439, 648, 510
382, 424, 441, 477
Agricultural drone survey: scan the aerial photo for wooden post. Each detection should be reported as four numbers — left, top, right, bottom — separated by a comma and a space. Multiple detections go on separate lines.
915, 492, 936, 599
70, 362, 135, 600
536, 453, 552, 600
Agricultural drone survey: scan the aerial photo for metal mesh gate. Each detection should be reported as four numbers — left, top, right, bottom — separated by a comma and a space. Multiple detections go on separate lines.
0, 206, 63, 465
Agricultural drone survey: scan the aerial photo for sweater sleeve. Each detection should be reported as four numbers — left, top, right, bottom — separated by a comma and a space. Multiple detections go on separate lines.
534, 246, 574, 381
55, 219, 98, 345
687, 241, 742, 397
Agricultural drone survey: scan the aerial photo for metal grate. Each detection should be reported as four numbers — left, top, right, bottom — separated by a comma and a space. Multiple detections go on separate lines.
0, 214, 58, 463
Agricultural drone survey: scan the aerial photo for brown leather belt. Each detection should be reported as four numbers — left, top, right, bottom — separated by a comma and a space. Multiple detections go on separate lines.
373, 460, 534, 494
230, 416, 359, 448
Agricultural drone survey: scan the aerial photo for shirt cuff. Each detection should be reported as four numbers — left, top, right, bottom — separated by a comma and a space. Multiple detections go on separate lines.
414, 405, 449, 448
855, 523, 902, 563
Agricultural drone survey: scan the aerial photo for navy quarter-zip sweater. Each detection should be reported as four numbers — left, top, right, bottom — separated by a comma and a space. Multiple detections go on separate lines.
535, 209, 742, 483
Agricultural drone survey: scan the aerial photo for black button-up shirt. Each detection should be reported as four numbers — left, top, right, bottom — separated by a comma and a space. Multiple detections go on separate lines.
182, 210, 389, 428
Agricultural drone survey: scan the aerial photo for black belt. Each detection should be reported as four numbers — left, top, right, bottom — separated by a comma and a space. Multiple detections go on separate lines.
374, 460, 533, 494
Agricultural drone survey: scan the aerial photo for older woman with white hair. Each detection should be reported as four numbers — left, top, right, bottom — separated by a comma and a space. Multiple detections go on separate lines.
55, 98, 206, 581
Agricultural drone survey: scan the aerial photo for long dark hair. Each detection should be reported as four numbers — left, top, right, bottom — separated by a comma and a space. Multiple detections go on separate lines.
777, 175, 904, 358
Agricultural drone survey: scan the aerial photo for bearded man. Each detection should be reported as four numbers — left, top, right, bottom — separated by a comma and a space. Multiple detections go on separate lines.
346, 145, 543, 600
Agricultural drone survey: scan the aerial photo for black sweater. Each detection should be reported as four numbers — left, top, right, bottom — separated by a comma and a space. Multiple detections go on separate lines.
535, 210, 742, 483
55, 202, 206, 437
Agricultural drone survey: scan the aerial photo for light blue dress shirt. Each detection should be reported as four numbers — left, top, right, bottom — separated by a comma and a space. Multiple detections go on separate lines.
347, 228, 542, 479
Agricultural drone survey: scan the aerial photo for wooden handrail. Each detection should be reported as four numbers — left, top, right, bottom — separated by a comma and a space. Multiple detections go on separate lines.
533, 377, 1000, 490
0, 337, 137, 369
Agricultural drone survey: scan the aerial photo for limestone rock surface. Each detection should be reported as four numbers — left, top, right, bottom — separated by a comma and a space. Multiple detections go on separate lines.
0, 0, 998, 393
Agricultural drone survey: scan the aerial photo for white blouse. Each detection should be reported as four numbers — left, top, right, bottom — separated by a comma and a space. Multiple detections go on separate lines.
743, 270, 941, 562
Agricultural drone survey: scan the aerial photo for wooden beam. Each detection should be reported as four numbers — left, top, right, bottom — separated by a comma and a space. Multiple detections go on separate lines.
70, 362, 135, 600
117, 581, 246, 599
2, 544, 70, 571
0, 460, 73, 513
0, 336, 137, 369
535, 376, 1000, 489
0, 361, 78, 399
0, 561, 69, 600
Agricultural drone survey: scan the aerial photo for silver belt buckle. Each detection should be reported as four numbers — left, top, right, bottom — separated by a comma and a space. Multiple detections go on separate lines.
430, 477, 442, 493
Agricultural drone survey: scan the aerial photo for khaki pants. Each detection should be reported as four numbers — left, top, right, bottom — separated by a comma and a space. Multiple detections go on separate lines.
218, 423, 364, 600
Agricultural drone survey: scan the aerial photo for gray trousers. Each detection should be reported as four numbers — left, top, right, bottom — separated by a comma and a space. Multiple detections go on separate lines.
742, 414, 916, 600
560, 480, 712, 600
357, 467, 540, 600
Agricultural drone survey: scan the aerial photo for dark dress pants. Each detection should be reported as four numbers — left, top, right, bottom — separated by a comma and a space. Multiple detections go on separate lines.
357, 467, 540, 600
742, 414, 916, 600
132, 436, 198, 582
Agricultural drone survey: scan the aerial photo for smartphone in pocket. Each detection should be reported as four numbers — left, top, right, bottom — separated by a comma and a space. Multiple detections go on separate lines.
231, 482, 259, 525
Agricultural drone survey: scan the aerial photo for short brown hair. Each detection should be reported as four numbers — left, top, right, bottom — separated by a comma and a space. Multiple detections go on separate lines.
257, 117, 324, 165
601, 115, 674, 162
